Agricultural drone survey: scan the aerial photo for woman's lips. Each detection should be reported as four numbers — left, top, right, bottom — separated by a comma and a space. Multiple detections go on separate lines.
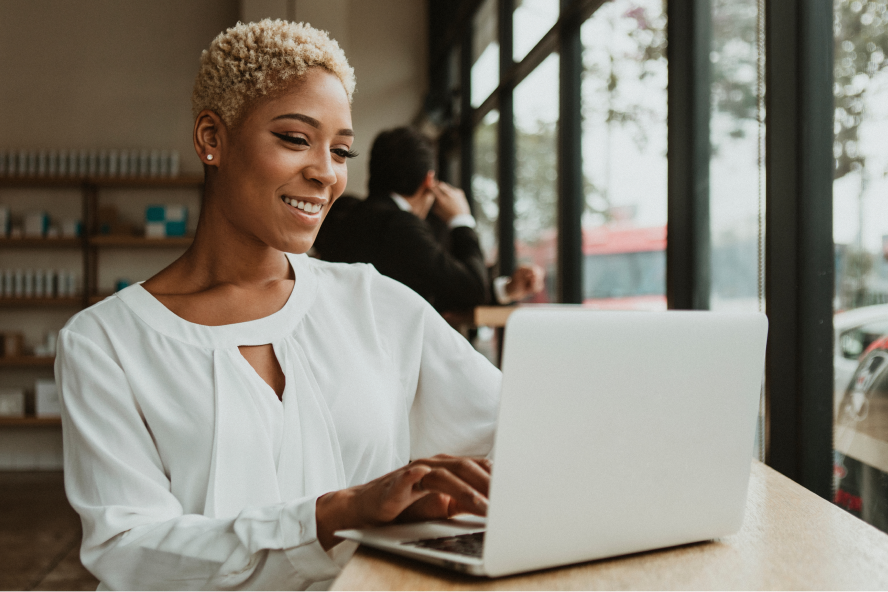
281, 195, 324, 216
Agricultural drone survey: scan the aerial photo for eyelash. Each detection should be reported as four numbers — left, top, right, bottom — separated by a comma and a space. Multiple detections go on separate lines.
271, 132, 358, 159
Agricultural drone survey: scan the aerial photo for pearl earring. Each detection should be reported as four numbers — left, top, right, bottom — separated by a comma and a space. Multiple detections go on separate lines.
206, 154, 214, 161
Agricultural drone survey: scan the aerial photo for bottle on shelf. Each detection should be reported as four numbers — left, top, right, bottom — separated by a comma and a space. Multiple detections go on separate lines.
0, 148, 183, 179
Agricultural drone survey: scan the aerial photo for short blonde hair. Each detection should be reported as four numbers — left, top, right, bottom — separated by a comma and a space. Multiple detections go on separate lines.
191, 19, 355, 126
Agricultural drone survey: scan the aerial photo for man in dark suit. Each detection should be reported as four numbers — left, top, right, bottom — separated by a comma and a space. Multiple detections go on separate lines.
315, 127, 543, 312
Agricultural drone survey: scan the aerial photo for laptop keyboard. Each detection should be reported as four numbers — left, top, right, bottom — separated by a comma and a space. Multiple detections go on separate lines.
404, 531, 485, 558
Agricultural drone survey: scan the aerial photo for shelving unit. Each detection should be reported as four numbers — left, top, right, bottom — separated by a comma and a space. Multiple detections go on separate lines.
0, 238, 81, 248
0, 356, 55, 367
0, 297, 81, 307
1, 175, 203, 427
88, 235, 194, 248
0, 417, 61, 427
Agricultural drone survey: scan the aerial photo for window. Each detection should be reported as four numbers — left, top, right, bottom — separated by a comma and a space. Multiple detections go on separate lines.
473, 110, 500, 265
832, 0, 888, 533
580, 0, 668, 310
709, 0, 764, 313
429, 0, 843, 505
471, 0, 499, 108
514, 53, 559, 302
513, 0, 559, 62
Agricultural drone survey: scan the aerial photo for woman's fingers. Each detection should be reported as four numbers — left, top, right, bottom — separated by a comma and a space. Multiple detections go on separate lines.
472, 456, 493, 474
416, 466, 489, 515
397, 493, 454, 522
416, 455, 491, 497
349, 456, 493, 529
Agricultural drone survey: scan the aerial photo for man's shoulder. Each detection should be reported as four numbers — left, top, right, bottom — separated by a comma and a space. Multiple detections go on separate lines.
357, 194, 429, 235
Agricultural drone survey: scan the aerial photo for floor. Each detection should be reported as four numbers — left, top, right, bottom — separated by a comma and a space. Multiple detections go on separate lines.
0, 472, 99, 591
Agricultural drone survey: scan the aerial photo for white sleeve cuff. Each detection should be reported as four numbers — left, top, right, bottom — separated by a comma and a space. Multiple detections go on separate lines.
448, 214, 477, 229
493, 276, 512, 305
280, 496, 346, 583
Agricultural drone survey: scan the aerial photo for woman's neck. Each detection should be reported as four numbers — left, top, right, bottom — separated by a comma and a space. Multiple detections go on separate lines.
190, 204, 291, 286
142, 189, 293, 298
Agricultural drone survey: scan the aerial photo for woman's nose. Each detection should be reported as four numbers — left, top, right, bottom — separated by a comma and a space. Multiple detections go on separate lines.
304, 148, 337, 187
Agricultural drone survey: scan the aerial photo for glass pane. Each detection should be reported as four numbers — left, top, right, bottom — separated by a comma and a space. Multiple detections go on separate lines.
514, 53, 559, 302
473, 110, 500, 267
833, 0, 888, 535
710, 0, 764, 314
580, 0, 668, 311
513, 0, 559, 63
472, 0, 499, 108
450, 45, 462, 120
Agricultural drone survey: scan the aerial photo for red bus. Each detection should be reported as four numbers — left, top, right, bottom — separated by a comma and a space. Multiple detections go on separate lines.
518, 224, 667, 310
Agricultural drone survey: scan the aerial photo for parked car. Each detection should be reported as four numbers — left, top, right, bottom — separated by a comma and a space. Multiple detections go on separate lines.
833, 304, 888, 414
833, 337, 888, 533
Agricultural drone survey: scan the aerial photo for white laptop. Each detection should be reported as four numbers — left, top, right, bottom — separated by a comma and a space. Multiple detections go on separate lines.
337, 309, 769, 578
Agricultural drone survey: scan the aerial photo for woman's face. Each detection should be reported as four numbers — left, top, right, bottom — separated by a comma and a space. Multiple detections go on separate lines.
213, 68, 354, 254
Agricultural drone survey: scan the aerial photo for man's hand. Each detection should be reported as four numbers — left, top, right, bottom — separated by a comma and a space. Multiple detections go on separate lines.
430, 182, 472, 224
505, 264, 545, 302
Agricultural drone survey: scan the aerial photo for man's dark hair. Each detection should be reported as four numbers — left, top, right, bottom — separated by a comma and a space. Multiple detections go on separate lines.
367, 127, 436, 196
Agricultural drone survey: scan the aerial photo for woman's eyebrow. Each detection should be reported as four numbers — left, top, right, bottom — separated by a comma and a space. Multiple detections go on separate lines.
272, 113, 354, 137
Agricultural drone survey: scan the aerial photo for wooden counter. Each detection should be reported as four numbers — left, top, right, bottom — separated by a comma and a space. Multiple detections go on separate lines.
331, 461, 888, 590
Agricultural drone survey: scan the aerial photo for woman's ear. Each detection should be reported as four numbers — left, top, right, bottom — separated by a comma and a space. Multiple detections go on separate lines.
193, 110, 226, 166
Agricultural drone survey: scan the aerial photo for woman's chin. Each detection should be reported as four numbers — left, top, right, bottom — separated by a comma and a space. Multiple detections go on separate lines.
268, 233, 316, 255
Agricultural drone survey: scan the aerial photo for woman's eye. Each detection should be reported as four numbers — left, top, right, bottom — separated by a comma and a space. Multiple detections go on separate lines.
332, 148, 359, 159
271, 132, 308, 146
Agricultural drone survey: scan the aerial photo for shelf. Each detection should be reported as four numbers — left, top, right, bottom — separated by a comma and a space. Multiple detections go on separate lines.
0, 177, 83, 188
0, 356, 55, 367
0, 175, 203, 188
0, 237, 82, 248
0, 297, 81, 307
0, 416, 61, 427
89, 235, 193, 248
92, 175, 204, 188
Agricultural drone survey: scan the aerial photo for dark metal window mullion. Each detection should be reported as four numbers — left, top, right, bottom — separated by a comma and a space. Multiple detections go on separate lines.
666, 0, 711, 311
460, 26, 475, 210
764, 0, 834, 500
497, 0, 516, 277
557, 0, 584, 304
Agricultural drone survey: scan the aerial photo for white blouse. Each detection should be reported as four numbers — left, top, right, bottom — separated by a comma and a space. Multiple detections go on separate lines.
55, 253, 501, 590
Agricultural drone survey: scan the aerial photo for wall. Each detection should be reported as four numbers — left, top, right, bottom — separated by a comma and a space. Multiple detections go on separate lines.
0, 0, 239, 173
240, 0, 429, 195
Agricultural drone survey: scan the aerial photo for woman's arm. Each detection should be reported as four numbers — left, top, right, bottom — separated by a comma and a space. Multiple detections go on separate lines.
57, 329, 342, 590
409, 293, 502, 458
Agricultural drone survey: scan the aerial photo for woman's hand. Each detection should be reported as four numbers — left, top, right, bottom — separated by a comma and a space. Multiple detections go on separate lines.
315, 454, 491, 549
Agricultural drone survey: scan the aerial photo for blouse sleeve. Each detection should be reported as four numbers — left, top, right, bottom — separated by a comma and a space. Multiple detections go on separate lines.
367, 270, 502, 460
409, 302, 502, 458
56, 328, 342, 591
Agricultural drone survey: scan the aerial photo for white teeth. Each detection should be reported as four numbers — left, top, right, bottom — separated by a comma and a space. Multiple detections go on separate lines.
282, 196, 323, 214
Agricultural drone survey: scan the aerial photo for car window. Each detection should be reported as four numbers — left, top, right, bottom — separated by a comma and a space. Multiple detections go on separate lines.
840, 321, 888, 360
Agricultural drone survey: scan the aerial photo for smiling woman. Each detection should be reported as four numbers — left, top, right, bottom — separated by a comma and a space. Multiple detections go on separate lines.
52, 20, 501, 591
188, 67, 355, 259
